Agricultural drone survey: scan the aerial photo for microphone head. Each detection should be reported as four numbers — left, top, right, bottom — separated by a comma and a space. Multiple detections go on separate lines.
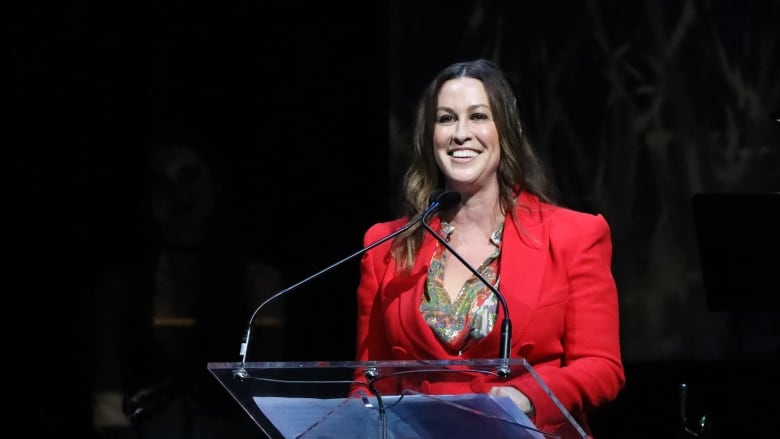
436, 191, 461, 210
428, 190, 445, 204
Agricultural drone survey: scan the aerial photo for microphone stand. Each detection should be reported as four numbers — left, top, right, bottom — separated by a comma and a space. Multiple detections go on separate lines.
234, 192, 456, 379
421, 204, 513, 378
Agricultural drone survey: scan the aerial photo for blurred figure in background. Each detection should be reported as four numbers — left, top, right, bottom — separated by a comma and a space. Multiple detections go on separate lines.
91, 133, 285, 438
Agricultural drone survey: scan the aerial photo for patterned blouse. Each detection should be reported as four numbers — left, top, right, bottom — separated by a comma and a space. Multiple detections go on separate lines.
420, 219, 503, 355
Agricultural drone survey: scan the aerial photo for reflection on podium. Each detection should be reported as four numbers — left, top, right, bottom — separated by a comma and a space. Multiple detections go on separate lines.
208, 358, 588, 439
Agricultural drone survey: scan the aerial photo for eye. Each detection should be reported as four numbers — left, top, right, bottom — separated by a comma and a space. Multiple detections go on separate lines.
437, 114, 455, 124
178, 165, 205, 184
148, 174, 171, 191
471, 112, 490, 121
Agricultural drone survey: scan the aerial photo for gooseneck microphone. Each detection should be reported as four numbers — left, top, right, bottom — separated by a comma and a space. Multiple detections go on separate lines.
234, 191, 460, 379
421, 192, 513, 378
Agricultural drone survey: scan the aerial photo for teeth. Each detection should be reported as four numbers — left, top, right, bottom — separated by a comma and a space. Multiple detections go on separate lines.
451, 150, 479, 158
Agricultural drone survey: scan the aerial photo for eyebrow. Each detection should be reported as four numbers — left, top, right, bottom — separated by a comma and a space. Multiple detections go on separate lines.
436, 104, 491, 113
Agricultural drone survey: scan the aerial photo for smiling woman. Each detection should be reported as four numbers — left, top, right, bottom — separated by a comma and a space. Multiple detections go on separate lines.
351, 59, 625, 438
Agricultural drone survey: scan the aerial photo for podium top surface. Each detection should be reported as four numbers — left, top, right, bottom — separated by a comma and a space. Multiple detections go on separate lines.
207, 358, 588, 439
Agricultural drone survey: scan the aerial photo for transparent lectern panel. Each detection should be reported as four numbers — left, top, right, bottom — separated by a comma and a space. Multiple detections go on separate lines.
207, 359, 587, 439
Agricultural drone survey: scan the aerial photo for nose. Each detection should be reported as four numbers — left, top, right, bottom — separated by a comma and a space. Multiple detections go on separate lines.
453, 121, 471, 145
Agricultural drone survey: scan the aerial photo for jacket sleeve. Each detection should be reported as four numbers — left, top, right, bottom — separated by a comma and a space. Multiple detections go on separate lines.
351, 223, 395, 396
354, 227, 394, 362
513, 213, 625, 429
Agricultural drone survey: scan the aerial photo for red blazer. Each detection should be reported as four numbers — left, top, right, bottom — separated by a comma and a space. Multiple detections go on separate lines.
354, 192, 625, 435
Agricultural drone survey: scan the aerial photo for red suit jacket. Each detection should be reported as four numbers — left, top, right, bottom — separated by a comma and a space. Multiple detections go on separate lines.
354, 192, 625, 435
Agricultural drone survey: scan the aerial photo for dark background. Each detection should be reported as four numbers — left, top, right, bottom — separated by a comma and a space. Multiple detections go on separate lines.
9, 1, 779, 437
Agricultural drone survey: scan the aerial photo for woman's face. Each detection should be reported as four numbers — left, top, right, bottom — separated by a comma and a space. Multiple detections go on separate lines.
433, 77, 501, 194
147, 144, 216, 246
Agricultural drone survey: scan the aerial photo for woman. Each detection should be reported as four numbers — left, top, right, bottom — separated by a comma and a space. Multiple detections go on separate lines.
91, 136, 286, 438
354, 59, 624, 436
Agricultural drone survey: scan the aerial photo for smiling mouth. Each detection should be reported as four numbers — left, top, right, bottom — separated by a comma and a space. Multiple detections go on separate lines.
449, 149, 480, 158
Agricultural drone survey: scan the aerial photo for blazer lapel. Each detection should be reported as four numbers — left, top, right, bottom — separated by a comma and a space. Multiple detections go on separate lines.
499, 193, 550, 346
393, 218, 453, 358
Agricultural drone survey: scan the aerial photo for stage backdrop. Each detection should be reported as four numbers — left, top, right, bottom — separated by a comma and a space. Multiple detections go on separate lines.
386, 0, 780, 363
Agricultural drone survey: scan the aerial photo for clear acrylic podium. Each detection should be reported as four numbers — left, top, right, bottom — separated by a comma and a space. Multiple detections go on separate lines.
208, 358, 587, 439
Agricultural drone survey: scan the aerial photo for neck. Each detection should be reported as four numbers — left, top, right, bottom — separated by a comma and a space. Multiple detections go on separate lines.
161, 242, 205, 253
446, 194, 502, 231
